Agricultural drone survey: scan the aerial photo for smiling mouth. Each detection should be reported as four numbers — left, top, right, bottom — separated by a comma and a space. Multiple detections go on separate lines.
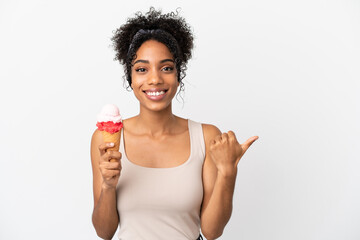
143, 89, 168, 96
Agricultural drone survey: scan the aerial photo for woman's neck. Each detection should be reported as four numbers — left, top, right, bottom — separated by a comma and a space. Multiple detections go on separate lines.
134, 104, 178, 137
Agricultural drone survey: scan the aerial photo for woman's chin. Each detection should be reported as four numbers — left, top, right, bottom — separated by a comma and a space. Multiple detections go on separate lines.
142, 102, 172, 113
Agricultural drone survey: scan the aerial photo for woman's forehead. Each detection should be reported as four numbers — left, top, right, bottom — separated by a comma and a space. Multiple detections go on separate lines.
135, 40, 174, 60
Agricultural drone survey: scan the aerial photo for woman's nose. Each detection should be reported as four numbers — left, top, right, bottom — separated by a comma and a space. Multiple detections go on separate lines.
148, 70, 163, 85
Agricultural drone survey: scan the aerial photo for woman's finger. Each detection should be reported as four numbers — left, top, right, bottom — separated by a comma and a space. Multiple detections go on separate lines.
98, 142, 115, 156
106, 151, 122, 162
242, 136, 259, 152
101, 169, 121, 179
214, 134, 222, 143
100, 161, 122, 170
221, 133, 229, 142
227, 131, 238, 143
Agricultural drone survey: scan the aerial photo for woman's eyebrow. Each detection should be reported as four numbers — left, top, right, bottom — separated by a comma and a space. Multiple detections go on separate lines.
160, 59, 174, 63
133, 59, 149, 65
133, 59, 174, 65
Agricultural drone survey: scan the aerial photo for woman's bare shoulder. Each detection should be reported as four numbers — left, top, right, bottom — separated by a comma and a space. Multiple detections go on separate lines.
201, 122, 222, 145
120, 116, 136, 132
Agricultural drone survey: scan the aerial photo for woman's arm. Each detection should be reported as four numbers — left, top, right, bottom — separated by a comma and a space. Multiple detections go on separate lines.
200, 124, 258, 239
91, 129, 121, 239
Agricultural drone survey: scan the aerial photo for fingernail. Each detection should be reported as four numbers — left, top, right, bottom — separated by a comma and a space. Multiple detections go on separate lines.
108, 143, 114, 147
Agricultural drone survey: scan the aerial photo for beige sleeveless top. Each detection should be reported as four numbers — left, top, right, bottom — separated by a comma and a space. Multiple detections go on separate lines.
116, 119, 205, 240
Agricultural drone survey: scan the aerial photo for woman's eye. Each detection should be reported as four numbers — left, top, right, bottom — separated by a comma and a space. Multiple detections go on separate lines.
162, 66, 174, 72
135, 68, 146, 72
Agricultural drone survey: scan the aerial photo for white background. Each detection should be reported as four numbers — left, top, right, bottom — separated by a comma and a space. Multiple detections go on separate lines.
0, 0, 359, 239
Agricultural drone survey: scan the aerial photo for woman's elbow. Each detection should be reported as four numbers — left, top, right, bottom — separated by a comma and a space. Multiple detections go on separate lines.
94, 227, 116, 240
201, 228, 223, 240
92, 217, 117, 239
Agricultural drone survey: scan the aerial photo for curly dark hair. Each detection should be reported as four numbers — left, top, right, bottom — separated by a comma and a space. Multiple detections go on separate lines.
111, 7, 194, 94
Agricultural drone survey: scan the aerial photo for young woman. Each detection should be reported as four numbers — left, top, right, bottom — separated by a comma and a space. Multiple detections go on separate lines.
90, 7, 258, 240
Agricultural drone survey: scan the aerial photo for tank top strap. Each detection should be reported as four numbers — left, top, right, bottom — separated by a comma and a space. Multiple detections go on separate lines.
188, 119, 206, 163
119, 127, 129, 167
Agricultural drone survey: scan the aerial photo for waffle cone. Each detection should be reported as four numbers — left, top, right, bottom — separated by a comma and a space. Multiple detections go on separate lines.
101, 130, 121, 162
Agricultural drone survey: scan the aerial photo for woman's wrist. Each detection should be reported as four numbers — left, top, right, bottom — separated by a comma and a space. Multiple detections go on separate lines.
217, 166, 238, 179
101, 182, 117, 191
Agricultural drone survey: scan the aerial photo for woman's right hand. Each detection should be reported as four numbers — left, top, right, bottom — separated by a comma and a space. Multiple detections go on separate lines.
98, 142, 122, 189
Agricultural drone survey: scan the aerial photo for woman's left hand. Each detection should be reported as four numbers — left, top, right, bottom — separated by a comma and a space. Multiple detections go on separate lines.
209, 131, 259, 177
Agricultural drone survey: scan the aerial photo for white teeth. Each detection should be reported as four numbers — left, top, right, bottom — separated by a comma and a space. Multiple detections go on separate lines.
146, 91, 165, 96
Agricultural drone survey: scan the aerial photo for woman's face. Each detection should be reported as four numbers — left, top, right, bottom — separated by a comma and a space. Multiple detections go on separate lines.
131, 40, 179, 112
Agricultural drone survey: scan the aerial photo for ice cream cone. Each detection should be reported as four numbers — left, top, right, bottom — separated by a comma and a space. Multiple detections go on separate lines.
96, 104, 123, 162
101, 131, 121, 162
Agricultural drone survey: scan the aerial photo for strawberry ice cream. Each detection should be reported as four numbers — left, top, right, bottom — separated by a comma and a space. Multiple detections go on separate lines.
96, 104, 123, 133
